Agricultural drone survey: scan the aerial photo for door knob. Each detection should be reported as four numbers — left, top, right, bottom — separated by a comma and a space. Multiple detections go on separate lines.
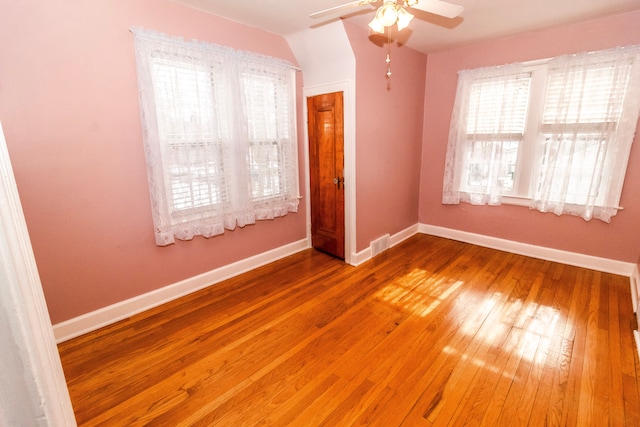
333, 177, 342, 189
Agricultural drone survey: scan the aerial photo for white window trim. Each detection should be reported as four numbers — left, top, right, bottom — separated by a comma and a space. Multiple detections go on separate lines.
443, 45, 640, 221
132, 27, 300, 245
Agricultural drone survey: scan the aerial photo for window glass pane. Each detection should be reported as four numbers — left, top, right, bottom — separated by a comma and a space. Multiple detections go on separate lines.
538, 57, 634, 207
242, 70, 291, 200
536, 134, 606, 205
544, 62, 632, 124
249, 141, 281, 199
467, 76, 531, 134
243, 75, 281, 141
151, 58, 227, 213
465, 140, 519, 192
167, 141, 225, 211
462, 74, 530, 196
152, 60, 217, 139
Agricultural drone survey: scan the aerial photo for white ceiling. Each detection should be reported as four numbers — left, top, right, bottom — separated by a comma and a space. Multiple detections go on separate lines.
172, 0, 640, 53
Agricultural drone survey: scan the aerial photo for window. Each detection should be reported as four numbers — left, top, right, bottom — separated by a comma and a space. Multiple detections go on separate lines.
151, 58, 227, 213
443, 45, 640, 222
462, 72, 531, 199
242, 69, 294, 201
132, 28, 299, 245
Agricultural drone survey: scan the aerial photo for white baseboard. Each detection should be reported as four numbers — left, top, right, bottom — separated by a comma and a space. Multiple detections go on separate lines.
351, 224, 420, 266
53, 238, 309, 343
419, 223, 636, 277
54, 223, 636, 344
632, 264, 640, 313
630, 265, 640, 363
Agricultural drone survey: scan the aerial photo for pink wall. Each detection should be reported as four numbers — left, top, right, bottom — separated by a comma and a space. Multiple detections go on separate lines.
0, 1, 307, 324
343, 22, 427, 252
3, 2, 637, 325
419, 10, 640, 263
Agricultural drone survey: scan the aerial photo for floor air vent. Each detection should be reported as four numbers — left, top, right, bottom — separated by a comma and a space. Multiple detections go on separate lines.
371, 234, 390, 257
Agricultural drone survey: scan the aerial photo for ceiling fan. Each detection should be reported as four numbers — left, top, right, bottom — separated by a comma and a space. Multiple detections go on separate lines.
311, 0, 464, 78
310, 0, 464, 33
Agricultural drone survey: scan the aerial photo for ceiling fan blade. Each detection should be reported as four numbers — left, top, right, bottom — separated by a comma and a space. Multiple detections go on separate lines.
408, 0, 464, 19
310, 0, 372, 19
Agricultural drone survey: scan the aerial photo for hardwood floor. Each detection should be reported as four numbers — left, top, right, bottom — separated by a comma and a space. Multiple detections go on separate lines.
58, 234, 640, 426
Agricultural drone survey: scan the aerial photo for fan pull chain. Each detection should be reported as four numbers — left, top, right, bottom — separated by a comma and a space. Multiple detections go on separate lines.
386, 30, 392, 78
386, 53, 391, 78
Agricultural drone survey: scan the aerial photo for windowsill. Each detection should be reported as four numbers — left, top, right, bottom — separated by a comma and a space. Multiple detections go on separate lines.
499, 195, 623, 211
501, 196, 531, 207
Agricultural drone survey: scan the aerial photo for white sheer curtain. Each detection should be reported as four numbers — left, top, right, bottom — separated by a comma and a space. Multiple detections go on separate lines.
132, 28, 299, 245
443, 63, 530, 205
443, 45, 640, 222
531, 45, 640, 222
238, 51, 300, 221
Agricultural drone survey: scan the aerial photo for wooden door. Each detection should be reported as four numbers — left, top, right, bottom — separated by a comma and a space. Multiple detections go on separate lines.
307, 92, 345, 259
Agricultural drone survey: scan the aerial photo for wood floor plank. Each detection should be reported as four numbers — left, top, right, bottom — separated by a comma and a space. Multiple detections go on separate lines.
559, 267, 591, 427
432, 276, 530, 426
432, 269, 536, 424
607, 277, 625, 427
525, 272, 567, 427
57, 234, 640, 426
391, 253, 523, 425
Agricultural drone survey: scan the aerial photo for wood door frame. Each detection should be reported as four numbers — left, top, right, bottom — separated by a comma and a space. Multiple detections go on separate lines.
303, 80, 356, 265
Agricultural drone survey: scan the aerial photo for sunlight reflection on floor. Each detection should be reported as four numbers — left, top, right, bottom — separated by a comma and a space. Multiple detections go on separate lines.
375, 268, 564, 372
374, 268, 465, 318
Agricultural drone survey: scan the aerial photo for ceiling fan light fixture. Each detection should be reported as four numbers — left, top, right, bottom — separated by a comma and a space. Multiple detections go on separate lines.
396, 7, 414, 30
379, 1, 399, 26
368, 18, 386, 33
368, 14, 386, 33
311, 0, 466, 79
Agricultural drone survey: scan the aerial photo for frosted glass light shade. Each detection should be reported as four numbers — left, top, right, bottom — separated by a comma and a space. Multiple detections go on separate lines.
369, 2, 415, 34
368, 16, 386, 33
396, 8, 414, 30
379, 2, 398, 26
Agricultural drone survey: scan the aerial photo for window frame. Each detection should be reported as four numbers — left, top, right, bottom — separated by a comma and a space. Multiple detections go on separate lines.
455, 56, 637, 211
460, 71, 534, 198
132, 27, 300, 245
